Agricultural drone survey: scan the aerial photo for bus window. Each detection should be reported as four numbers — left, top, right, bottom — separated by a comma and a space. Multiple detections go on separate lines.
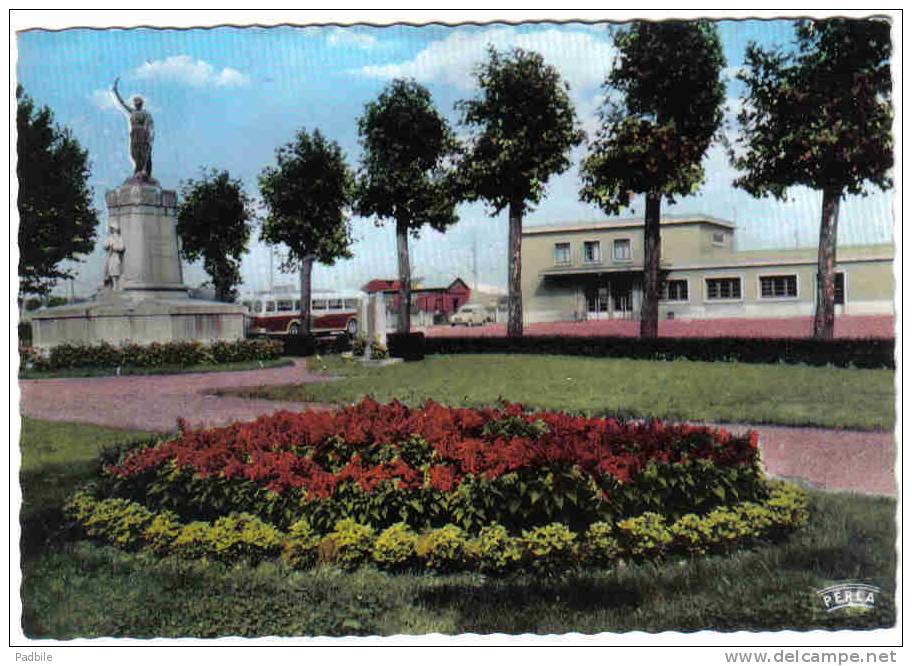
253, 300, 262, 313
328, 298, 343, 310
294, 300, 300, 311
344, 299, 359, 310
277, 299, 294, 312
312, 299, 327, 311
265, 300, 276, 312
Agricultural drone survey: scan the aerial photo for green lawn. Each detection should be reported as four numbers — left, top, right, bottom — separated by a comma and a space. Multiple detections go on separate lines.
224, 354, 894, 430
18, 418, 154, 559
18, 418, 897, 637
19, 357, 293, 379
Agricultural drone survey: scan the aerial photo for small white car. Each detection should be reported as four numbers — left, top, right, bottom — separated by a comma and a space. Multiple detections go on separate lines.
450, 304, 488, 326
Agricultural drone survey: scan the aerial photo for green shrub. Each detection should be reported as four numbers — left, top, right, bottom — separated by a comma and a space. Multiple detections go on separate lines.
283, 519, 321, 570
521, 522, 578, 574
416, 524, 468, 572
74, 496, 155, 551
324, 519, 375, 569
423, 335, 894, 369
582, 521, 621, 566
703, 505, 756, 551
668, 513, 713, 555
372, 523, 419, 571
765, 481, 810, 532
172, 521, 215, 560
481, 415, 549, 440
206, 513, 285, 563
142, 512, 182, 555
63, 490, 97, 524
467, 523, 524, 574
33, 338, 282, 371
369, 338, 389, 361
351, 336, 367, 357
616, 512, 673, 559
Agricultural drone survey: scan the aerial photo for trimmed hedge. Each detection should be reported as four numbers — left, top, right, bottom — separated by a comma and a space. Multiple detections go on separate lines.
387, 333, 426, 361
423, 335, 894, 368
64, 480, 809, 574
21, 338, 284, 371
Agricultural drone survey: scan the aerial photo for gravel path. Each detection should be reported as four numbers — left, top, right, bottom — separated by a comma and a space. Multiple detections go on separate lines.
18, 359, 332, 433
424, 315, 894, 339
18, 359, 896, 497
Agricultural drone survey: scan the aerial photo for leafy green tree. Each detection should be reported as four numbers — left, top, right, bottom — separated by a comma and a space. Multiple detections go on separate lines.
17, 86, 98, 297
259, 128, 354, 335
457, 47, 584, 337
731, 18, 892, 340
580, 21, 725, 338
177, 169, 253, 303
355, 79, 458, 334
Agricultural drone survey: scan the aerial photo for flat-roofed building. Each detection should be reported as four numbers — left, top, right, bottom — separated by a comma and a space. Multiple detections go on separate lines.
521, 215, 893, 323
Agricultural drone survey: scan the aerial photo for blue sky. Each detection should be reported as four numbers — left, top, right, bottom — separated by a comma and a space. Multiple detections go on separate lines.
16, 20, 894, 297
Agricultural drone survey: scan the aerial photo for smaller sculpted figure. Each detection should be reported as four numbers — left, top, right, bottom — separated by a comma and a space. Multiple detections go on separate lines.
112, 77, 154, 180
103, 221, 125, 291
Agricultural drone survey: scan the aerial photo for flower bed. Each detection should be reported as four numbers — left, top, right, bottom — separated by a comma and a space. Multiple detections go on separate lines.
65, 481, 809, 574
21, 338, 283, 371
101, 398, 765, 533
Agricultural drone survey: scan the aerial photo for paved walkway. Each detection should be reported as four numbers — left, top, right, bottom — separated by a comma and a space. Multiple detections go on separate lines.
18, 360, 896, 496
18, 359, 332, 434
424, 315, 894, 339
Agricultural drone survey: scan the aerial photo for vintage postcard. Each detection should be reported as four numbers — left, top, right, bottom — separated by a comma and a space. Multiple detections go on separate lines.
10, 7, 902, 656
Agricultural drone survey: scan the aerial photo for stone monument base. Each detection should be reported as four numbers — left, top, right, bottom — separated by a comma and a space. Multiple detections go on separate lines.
29, 290, 246, 349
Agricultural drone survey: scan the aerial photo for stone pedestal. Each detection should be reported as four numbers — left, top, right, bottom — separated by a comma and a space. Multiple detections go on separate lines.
366, 293, 388, 346
105, 181, 187, 299
29, 179, 247, 349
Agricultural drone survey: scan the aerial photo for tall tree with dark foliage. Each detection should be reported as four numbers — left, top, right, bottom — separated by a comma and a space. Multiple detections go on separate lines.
457, 47, 583, 338
355, 79, 458, 334
732, 18, 892, 340
177, 169, 253, 302
580, 21, 725, 338
17, 86, 99, 298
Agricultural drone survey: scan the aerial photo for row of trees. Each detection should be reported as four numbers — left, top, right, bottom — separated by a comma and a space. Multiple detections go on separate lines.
18, 19, 892, 341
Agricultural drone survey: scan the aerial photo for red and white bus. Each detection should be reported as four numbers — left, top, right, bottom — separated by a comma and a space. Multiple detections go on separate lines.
244, 292, 361, 338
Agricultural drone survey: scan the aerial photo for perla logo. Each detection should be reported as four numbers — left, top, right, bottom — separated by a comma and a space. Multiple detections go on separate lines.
816, 583, 881, 612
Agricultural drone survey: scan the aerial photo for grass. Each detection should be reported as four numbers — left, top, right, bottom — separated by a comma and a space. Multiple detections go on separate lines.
224, 354, 894, 431
19, 357, 293, 379
18, 418, 155, 559
18, 418, 897, 637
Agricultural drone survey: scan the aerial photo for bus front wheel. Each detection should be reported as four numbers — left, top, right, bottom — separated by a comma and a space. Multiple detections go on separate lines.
346, 319, 359, 337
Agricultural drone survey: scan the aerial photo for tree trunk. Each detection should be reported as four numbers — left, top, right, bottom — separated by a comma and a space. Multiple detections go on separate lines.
396, 219, 411, 335
640, 192, 661, 339
299, 254, 314, 334
507, 200, 524, 338
813, 187, 841, 340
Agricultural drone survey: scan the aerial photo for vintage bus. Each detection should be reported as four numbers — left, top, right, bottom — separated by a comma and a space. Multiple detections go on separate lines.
244, 292, 361, 338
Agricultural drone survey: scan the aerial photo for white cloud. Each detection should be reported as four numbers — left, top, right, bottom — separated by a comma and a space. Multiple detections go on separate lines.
357, 26, 615, 95
327, 27, 377, 49
89, 88, 120, 111
357, 27, 616, 140
132, 55, 250, 88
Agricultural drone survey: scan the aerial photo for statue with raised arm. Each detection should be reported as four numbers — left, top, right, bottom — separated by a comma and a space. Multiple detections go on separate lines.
112, 77, 154, 180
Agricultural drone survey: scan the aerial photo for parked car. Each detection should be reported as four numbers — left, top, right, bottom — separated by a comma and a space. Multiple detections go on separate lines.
450, 303, 488, 326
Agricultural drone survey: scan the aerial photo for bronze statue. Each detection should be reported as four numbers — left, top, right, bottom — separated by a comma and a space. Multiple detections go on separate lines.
112, 77, 154, 180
